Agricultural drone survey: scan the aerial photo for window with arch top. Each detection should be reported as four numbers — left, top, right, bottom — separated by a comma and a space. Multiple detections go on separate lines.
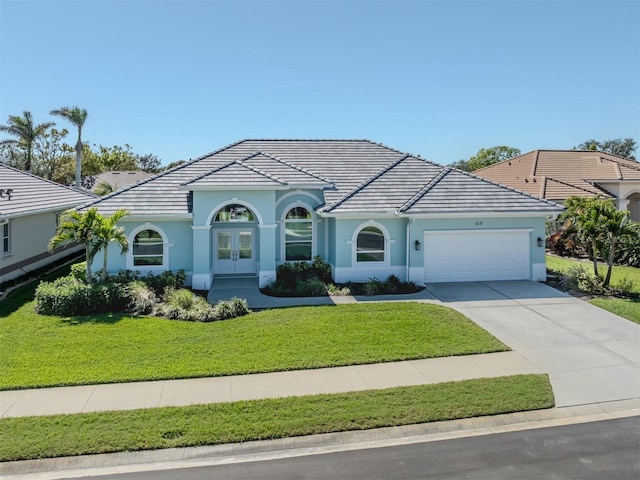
132, 229, 164, 266
285, 206, 312, 261
356, 226, 385, 262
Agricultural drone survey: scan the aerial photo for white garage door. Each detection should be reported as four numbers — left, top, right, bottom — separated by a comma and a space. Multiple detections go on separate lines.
423, 229, 531, 283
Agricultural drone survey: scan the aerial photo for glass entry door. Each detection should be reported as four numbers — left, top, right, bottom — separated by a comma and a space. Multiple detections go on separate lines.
215, 229, 255, 275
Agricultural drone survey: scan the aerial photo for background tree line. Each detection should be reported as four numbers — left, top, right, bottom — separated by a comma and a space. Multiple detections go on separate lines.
0, 109, 185, 188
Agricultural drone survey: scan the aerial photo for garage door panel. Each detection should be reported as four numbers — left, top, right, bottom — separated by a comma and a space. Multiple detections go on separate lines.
424, 230, 530, 283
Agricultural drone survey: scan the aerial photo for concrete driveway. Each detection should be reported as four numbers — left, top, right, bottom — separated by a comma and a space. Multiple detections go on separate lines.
425, 281, 640, 407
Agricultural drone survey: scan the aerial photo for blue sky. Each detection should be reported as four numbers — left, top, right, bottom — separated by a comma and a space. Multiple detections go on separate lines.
1, 0, 638, 166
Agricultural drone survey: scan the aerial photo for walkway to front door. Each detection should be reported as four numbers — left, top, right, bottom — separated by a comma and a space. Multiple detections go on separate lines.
214, 228, 256, 275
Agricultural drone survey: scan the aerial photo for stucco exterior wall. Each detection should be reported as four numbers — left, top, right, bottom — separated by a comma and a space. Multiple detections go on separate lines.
0, 210, 78, 283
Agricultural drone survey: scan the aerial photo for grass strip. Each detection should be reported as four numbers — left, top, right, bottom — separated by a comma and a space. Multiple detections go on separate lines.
546, 255, 640, 293
0, 374, 553, 462
590, 298, 640, 325
0, 303, 507, 390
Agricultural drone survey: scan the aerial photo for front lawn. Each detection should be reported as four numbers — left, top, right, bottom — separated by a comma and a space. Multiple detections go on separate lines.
0, 302, 507, 390
546, 254, 640, 323
0, 374, 553, 461
546, 255, 640, 293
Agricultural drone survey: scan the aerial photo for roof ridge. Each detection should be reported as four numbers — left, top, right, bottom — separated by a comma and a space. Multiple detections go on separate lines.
181, 157, 287, 186
235, 159, 288, 185
544, 176, 608, 196
465, 170, 563, 207
600, 156, 640, 172
398, 167, 451, 213
323, 154, 411, 212
0, 163, 96, 197
254, 151, 334, 184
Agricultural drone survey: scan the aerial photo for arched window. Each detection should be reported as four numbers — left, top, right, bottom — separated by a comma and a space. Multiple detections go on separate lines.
356, 226, 385, 262
285, 207, 312, 261
132, 229, 164, 266
214, 204, 255, 222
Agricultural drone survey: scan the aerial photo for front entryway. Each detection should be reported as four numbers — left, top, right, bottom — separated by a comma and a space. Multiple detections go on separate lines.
214, 228, 256, 275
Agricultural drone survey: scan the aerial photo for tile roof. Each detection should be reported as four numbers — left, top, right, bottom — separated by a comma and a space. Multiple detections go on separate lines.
474, 150, 640, 201
0, 164, 96, 219
81, 140, 563, 217
86, 170, 152, 192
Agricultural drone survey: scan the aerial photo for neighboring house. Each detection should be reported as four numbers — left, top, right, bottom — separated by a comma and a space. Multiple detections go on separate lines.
474, 150, 640, 221
80, 139, 564, 289
82, 171, 152, 193
0, 164, 96, 284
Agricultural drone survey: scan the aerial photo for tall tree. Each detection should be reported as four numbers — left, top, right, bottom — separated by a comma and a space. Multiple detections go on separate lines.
451, 146, 521, 172
137, 153, 162, 173
93, 209, 129, 282
0, 111, 54, 172
600, 208, 639, 287
50, 106, 88, 188
32, 127, 73, 181
49, 208, 103, 284
573, 138, 636, 160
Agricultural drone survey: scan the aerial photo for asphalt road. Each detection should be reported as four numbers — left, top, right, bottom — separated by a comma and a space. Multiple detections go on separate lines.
83, 417, 639, 480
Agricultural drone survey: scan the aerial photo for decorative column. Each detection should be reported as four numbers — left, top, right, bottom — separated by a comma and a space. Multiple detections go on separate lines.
191, 225, 212, 290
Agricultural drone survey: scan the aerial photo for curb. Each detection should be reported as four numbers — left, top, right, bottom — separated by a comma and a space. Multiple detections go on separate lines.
2, 399, 638, 480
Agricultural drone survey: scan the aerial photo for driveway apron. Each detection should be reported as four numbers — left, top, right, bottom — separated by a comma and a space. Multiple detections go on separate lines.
426, 281, 640, 407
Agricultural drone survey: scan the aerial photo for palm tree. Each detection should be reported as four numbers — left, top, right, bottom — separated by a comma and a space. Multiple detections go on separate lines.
565, 197, 605, 276
0, 111, 54, 172
50, 106, 88, 189
94, 181, 115, 196
93, 209, 129, 282
49, 208, 103, 284
602, 209, 639, 287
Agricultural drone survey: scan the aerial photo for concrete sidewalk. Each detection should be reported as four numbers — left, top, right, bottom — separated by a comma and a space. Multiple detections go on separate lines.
0, 351, 538, 418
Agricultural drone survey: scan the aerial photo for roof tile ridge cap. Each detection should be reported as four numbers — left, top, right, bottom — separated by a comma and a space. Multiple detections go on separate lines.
601, 155, 640, 172
180, 159, 240, 186
257, 151, 333, 183
541, 176, 547, 198
0, 163, 94, 195
473, 150, 534, 173
531, 150, 540, 177
465, 170, 563, 207
362, 140, 439, 164
398, 166, 451, 213
235, 159, 287, 185
323, 154, 411, 212
545, 176, 604, 195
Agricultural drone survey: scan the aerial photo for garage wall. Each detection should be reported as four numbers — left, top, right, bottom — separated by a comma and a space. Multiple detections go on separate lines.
408, 216, 548, 284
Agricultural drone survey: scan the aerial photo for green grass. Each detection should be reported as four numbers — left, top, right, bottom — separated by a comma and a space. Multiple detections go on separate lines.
546, 255, 640, 323
590, 298, 640, 325
0, 374, 553, 461
0, 302, 507, 390
546, 255, 640, 293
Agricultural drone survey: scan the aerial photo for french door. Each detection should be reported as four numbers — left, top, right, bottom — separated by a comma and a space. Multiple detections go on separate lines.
214, 229, 256, 275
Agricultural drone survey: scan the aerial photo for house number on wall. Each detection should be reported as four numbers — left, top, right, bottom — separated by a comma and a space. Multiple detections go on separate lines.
475, 221, 483, 226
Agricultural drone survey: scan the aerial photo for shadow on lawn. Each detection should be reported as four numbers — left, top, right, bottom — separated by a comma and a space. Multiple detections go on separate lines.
60, 313, 132, 326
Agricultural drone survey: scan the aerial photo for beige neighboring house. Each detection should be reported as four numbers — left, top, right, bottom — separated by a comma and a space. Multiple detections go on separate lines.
474, 150, 640, 221
83, 171, 152, 193
0, 164, 96, 285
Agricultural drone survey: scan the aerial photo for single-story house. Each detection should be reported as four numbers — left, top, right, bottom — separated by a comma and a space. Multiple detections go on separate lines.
0, 164, 96, 284
80, 139, 564, 289
474, 150, 640, 221
81, 170, 152, 193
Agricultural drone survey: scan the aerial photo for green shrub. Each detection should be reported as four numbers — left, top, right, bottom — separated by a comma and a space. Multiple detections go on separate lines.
383, 274, 401, 294
35, 276, 128, 316
326, 283, 351, 296
230, 297, 251, 317
164, 288, 195, 310
126, 281, 158, 315
70, 262, 87, 282
560, 265, 606, 296
142, 270, 186, 296
311, 255, 333, 283
302, 277, 327, 296
364, 277, 383, 296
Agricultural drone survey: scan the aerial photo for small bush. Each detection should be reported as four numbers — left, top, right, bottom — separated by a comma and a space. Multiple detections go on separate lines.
35, 276, 128, 316
364, 277, 383, 296
383, 274, 401, 294
164, 288, 195, 310
126, 281, 158, 315
608, 277, 638, 298
70, 262, 87, 282
326, 283, 351, 296
230, 297, 251, 317
560, 265, 606, 296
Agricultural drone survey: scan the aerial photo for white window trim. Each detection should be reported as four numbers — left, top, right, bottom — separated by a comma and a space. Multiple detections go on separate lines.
351, 220, 391, 266
280, 201, 316, 262
126, 223, 169, 272
2, 222, 10, 255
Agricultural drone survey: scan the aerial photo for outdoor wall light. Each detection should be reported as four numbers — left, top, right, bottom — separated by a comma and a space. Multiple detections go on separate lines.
415, 240, 421, 251
537, 237, 544, 247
